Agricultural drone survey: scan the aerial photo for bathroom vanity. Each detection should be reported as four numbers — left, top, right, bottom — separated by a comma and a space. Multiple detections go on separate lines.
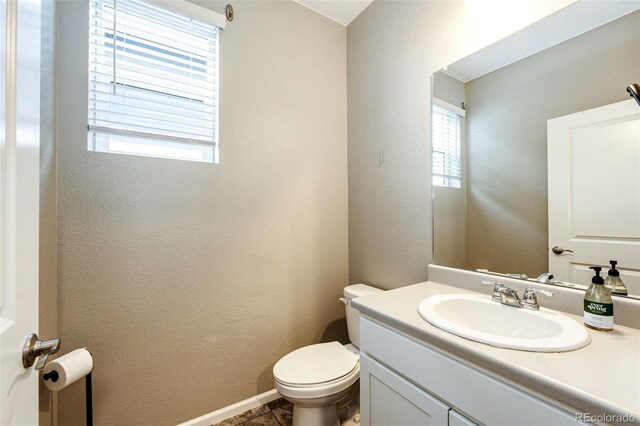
352, 266, 640, 426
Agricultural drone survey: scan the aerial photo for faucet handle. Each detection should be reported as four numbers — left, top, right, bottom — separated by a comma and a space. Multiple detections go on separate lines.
481, 279, 509, 290
482, 279, 507, 302
524, 286, 554, 297
522, 286, 554, 310
506, 273, 528, 280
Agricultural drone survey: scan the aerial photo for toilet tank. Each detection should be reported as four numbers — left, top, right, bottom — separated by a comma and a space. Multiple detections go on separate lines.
342, 284, 384, 348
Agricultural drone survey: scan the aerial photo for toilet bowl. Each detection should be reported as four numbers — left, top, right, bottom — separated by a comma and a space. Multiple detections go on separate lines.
273, 284, 383, 426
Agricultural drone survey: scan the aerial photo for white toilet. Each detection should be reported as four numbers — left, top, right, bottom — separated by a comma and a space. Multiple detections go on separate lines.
273, 284, 383, 426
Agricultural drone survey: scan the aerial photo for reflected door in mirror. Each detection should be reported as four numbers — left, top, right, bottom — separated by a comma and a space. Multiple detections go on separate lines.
548, 99, 640, 295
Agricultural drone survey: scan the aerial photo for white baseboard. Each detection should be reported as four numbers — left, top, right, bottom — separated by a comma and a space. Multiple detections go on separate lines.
177, 389, 281, 426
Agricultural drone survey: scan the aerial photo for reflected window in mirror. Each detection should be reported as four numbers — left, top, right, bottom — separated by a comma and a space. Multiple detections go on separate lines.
432, 99, 464, 189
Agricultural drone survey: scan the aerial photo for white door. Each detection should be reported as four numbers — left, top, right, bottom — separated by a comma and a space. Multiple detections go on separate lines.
1, 0, 41, 424
548, 99, 640, 294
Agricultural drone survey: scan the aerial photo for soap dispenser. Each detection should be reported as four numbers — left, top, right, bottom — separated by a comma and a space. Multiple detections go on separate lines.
584, 266, 614, 332
604, 260, 628, 296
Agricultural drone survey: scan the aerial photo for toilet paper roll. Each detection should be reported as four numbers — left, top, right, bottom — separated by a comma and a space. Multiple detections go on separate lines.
42, 348, 93, 391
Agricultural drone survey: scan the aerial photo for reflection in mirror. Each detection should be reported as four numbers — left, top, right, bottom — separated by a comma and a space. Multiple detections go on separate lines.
432, 8, 640, 298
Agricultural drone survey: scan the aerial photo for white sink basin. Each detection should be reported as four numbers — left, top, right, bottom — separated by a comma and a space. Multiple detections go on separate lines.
418, 293, 590, 352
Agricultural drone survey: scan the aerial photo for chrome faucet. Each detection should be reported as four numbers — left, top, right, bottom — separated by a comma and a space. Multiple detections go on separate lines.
482, 280, 555, 310
536, 272, 574, 287
482, 279, 522, 308
536, 273, 555, 283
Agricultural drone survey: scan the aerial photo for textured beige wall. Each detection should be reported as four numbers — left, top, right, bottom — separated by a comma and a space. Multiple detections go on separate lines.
433, 71, 465, 108
464, 11, 640, 278
434, 187, 467, 269
347, 1, 463, 289
39, 1, 57, 424
346, 1, 569, 289
56, 1, 347, 424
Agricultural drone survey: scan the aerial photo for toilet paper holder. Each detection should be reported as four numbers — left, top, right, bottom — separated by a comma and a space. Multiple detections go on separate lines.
22, 333, 61, 370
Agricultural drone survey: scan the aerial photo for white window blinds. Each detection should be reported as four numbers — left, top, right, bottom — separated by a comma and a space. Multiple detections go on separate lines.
88, 0, 223, 162
432, 104, 462, 188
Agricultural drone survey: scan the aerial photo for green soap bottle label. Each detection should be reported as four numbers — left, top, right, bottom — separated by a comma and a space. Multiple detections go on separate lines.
584, 300, 613, 316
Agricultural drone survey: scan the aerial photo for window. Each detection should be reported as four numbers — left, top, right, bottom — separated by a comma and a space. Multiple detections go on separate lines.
88, 0, 225, 163
432, 99, 464, 188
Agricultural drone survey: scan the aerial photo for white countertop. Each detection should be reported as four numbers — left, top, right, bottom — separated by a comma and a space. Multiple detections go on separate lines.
352, 281, 640, 423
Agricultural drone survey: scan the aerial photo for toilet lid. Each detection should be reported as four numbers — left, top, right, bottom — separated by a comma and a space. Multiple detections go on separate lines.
273, 342, 358, 386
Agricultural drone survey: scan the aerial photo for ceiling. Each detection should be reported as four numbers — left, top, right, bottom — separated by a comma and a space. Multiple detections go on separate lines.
293, 0, 373, 26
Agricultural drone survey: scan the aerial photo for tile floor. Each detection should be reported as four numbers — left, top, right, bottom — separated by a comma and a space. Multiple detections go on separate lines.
212, 398, 293, 426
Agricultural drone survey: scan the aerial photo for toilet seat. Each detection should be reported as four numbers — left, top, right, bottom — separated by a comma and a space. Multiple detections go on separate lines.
273, 342, 358, 386
273, 342, 360, 399
275, 364, 359, 399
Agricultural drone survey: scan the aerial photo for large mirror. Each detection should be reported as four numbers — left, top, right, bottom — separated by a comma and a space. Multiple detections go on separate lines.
432, 4, 640, 298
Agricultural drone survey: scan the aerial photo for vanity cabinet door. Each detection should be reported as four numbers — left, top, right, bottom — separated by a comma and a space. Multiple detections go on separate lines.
360, 353, 450, 426
449, 411, 479, 426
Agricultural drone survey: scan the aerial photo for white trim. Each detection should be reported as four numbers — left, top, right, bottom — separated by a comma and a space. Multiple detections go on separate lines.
176, 389, 281, 426
146, 0, 226, 29
433, 97, 465, 118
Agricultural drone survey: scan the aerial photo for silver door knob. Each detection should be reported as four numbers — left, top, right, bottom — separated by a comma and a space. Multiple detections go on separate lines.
551, 246, 574, 255
22, 333, 61, 370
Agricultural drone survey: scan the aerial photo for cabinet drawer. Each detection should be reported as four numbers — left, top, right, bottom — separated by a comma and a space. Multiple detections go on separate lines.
360, 317, 577, 426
